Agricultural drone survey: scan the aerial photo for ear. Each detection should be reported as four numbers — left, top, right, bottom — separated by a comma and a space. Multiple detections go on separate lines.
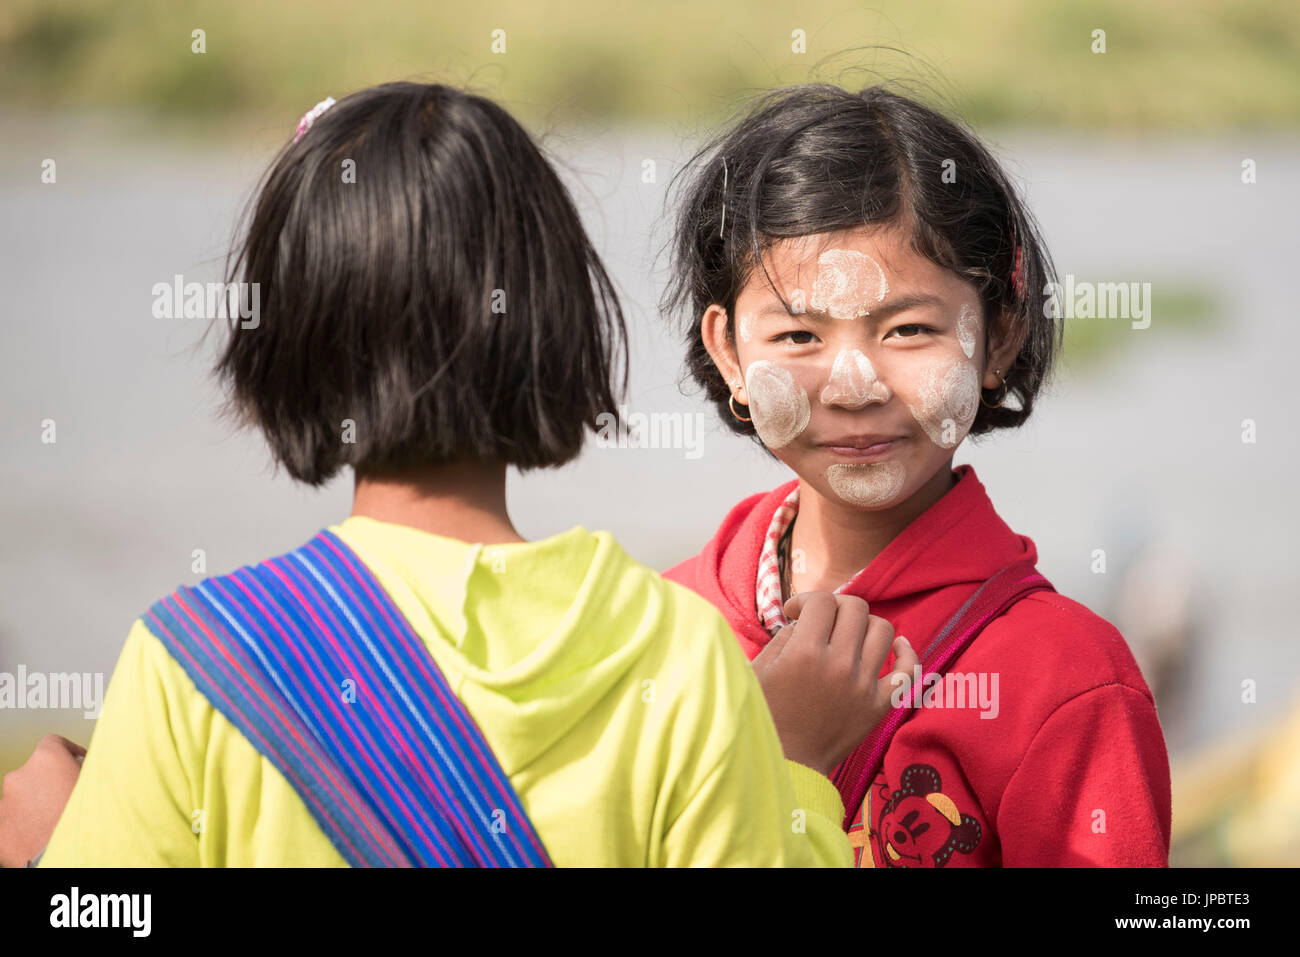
701, 304, 747, 401
982, 307, 1025, 390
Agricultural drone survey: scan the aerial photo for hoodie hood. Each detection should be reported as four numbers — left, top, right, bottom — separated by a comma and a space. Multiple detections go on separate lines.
334, 516, 668, 773
663, 465, 1037, 658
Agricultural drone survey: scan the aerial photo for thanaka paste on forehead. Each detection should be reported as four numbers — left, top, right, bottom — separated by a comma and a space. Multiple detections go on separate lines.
826, 461, 907, 508
744, 360, 810, 449
956, 303, 978, 359
907, 358, 980, 449
790, 287, 807, 314
809, 249, 888, 320
820, 349, 890, 407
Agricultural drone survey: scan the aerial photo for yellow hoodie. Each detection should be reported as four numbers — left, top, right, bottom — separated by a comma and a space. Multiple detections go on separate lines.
42, 517, 851, 867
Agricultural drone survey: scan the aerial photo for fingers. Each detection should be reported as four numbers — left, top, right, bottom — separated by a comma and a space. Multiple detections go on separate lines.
858, 613, 896, 676
891, 634, 919, 678
876, 635, 920, 712
826, 595, 870, 668
781, 590, 815, 622
26, 735, 85, 777
783, 592, 873, 672
782, 591, 839, 647
52, 736, 86, 759
35, 734, 84, 764
751, 621, 795, 680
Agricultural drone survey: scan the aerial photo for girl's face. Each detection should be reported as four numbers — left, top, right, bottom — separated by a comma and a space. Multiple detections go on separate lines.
703, 225, 1012, 511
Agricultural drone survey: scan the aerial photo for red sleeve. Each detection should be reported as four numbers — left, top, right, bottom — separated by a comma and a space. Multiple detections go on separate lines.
997, 684, 1171, 867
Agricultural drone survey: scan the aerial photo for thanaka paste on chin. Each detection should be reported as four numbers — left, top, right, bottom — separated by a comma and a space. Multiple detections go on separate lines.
826, 461, 907, 508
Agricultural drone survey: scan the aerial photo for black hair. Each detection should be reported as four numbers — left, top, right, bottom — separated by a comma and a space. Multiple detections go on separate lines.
662, 82, 1059, 438
216, 81, 627, 486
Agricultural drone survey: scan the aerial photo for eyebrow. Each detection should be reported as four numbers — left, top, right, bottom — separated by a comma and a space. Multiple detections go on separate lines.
758, 292, 947, 321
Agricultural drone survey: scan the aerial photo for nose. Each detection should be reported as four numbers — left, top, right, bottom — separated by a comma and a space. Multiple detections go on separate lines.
819, 348, 892, 409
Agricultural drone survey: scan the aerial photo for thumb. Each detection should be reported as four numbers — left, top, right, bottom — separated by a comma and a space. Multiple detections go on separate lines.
54, 736, 87, 759
781, 591, 815, 621
890, 635, 919, 678
878, 635, 920, 709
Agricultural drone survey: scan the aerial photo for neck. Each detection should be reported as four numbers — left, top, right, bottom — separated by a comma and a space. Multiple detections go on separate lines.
350, 461, 525, 545
790, 462, 958, 594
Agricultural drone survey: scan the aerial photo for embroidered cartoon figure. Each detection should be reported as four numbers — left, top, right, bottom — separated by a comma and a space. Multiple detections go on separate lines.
872, 764, 981, 867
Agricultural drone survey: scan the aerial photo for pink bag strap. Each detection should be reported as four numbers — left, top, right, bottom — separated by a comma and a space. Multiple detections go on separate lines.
831, 559, 1054, 830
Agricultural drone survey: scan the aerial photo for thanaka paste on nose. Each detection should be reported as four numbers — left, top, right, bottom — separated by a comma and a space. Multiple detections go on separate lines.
820, 348, 890, 406
809, 249, 888, 320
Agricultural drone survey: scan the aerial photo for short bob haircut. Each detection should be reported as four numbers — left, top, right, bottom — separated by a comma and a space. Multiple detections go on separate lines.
662, 83, 1060, 439
218, 82, 627, 486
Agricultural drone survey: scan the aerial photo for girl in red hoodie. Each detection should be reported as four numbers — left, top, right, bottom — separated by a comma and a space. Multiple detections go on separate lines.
661, 84, 1172, 867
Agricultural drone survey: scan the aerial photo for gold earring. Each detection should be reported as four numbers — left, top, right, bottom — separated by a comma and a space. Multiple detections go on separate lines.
981, 368, 1008, 409
729, 393, 752, 422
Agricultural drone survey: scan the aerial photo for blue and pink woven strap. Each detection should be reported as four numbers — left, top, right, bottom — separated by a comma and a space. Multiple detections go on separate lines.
144, 529, 552, 867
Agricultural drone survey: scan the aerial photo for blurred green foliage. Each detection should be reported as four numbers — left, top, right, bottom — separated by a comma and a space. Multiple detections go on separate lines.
1, 0, 1298, 132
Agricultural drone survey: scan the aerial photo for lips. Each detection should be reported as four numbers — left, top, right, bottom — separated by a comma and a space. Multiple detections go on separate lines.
818, 435, 905, 461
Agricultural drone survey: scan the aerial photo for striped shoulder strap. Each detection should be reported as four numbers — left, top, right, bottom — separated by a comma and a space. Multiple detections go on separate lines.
143, 529, 552, 867
832, 559, 1054, 830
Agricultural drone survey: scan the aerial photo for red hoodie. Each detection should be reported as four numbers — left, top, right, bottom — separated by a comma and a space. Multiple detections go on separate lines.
664, 465, 1171, 867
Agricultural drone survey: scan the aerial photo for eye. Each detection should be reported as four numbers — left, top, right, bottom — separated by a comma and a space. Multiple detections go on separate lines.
774, 330, 818, 346
888, 323, 932, 339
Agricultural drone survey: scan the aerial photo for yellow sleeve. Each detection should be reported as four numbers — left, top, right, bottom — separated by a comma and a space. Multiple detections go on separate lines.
41, 620, 201, 867
660, 675, 853, 868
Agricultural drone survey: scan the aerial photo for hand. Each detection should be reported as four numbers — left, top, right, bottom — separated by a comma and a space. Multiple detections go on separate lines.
0, 734, 86, 867
752, 591, 918, 776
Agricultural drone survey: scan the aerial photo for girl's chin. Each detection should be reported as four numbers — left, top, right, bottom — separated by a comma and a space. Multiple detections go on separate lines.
804, 459, 912, 510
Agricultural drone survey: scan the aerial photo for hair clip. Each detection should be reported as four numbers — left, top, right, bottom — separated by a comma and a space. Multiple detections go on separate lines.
719, 157, 728, 239
1010, 244, 1025, 299
293, 96, 337, 143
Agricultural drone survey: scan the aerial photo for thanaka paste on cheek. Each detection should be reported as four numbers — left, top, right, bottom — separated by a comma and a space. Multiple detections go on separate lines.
956, 303, 978, 359
744, 360, 810, 449
819, 348, 890, 406
906, 358, 980, 449
826, 461, 907, 508
809, 249, 888, 319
